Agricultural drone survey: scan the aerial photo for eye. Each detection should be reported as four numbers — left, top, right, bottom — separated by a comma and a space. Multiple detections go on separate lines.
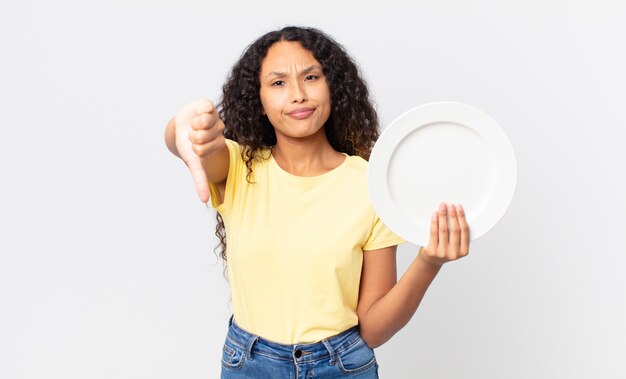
305, 75, 318, 81
271, 80, 285, 87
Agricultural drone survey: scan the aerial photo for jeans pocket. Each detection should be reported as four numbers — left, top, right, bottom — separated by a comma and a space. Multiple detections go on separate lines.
221, 337, 246, 369
336, 335, 378, 374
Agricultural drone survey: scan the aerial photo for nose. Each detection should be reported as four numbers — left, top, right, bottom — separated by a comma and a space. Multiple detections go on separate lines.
291, 81, 307, 103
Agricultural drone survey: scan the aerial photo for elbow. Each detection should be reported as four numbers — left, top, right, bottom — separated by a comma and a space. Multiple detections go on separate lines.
358, 318, 387, 349
360, 329, 385, 349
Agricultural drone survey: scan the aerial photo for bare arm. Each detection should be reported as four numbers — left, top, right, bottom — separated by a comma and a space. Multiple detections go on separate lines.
357, 203, 470, 348
357, 245, 441, 348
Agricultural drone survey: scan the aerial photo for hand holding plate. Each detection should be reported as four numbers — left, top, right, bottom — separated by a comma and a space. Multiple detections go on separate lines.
418, 202, 470, 267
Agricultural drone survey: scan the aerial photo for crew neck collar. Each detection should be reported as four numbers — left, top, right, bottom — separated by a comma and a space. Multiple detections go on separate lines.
268, 152, 350, 183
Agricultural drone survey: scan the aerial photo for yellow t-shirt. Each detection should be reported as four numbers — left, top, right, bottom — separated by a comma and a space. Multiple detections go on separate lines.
209, 139, 405, 344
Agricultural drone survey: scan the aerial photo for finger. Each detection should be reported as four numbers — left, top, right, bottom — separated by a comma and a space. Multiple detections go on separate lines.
447, 203, 461, 258
437, 202, 449, 256
195, 99, 216, 115
191, 113, 215, 131
192, 129, 216, 145
191, 141, 210, 157
456, 204, 470, 256
427, 210, 438, 252
176, 99, 208, 130
188, 128, 200, 146
191, 130, 224, 156
186, 155, 210, 203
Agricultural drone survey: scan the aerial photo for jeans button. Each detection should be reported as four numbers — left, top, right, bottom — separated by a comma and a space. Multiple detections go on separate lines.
294, 349, 302, 358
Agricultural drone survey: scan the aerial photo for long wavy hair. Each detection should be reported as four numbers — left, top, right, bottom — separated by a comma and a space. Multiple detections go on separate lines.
214, 26, 380, 279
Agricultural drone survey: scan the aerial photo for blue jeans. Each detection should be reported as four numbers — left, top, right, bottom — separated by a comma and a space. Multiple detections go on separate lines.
221, 315, 379, 378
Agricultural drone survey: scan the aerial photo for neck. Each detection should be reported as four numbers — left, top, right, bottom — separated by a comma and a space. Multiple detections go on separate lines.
271, 131, 345, 177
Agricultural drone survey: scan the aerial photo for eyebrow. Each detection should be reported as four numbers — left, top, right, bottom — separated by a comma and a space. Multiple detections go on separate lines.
265, 65, 323, 79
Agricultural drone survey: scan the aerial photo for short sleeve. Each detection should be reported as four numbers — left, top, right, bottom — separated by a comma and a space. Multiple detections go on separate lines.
362, 214, 406, 251
208, 138, 245, 212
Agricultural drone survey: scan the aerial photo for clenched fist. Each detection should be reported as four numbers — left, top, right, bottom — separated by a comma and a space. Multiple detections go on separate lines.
173, 99, 226, 203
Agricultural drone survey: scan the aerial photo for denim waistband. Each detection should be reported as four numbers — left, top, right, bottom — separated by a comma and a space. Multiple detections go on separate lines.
226, 315, 362, 364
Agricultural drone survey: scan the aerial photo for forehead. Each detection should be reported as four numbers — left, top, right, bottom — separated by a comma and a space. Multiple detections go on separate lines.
260, 41, 322, 73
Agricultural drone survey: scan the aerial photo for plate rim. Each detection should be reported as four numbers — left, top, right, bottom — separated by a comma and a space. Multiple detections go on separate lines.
368, 101, 518, 246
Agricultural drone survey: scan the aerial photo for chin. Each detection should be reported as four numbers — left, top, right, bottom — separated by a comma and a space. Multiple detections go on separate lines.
278, 125, 325, 140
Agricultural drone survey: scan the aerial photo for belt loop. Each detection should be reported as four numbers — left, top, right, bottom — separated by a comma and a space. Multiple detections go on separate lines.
322, 339, 336, 365
245, 335, 259, 360
228, 315, 233, 327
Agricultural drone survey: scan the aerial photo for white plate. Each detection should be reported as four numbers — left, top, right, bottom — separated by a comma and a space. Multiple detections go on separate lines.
368, 102, 517, 246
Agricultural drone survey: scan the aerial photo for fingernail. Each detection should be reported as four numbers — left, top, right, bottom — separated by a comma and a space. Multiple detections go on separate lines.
432, 211, 438, 221
439, 202, 446, 212
456, 204, 463, 212
447, 204, 454, 213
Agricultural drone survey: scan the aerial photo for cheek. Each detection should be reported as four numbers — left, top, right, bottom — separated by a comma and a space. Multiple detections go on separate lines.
259, 91, 267, 115
261, 103, 281, 124
260, 105, 277, 119
260, 91, 281, 114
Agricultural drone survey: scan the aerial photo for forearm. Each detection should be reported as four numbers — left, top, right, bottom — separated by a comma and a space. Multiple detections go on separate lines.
165, 116, 181, 158
359, 248, 442, 348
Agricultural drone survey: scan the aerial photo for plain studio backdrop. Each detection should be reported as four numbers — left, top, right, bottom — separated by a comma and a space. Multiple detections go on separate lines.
1, 0, 625, 378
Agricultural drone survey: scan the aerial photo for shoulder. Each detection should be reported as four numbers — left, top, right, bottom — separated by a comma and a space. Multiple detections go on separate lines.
224, 138, 271, 165
329, 154, 370, 197
340, 155, 370, 183
224, 138, 243, 156
344, 154, 368, 172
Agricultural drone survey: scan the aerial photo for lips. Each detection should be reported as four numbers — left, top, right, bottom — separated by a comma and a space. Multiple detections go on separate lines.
287, 108, 315, 119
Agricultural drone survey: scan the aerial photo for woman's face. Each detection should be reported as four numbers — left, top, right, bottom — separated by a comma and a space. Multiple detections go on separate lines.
259, 41, 332, 142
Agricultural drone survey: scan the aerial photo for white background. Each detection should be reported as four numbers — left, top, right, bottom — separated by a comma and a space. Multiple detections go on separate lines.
1, 1, 625, 378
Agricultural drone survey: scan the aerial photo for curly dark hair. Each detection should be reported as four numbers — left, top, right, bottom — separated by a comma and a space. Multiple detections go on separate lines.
214, 26, 380, 279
